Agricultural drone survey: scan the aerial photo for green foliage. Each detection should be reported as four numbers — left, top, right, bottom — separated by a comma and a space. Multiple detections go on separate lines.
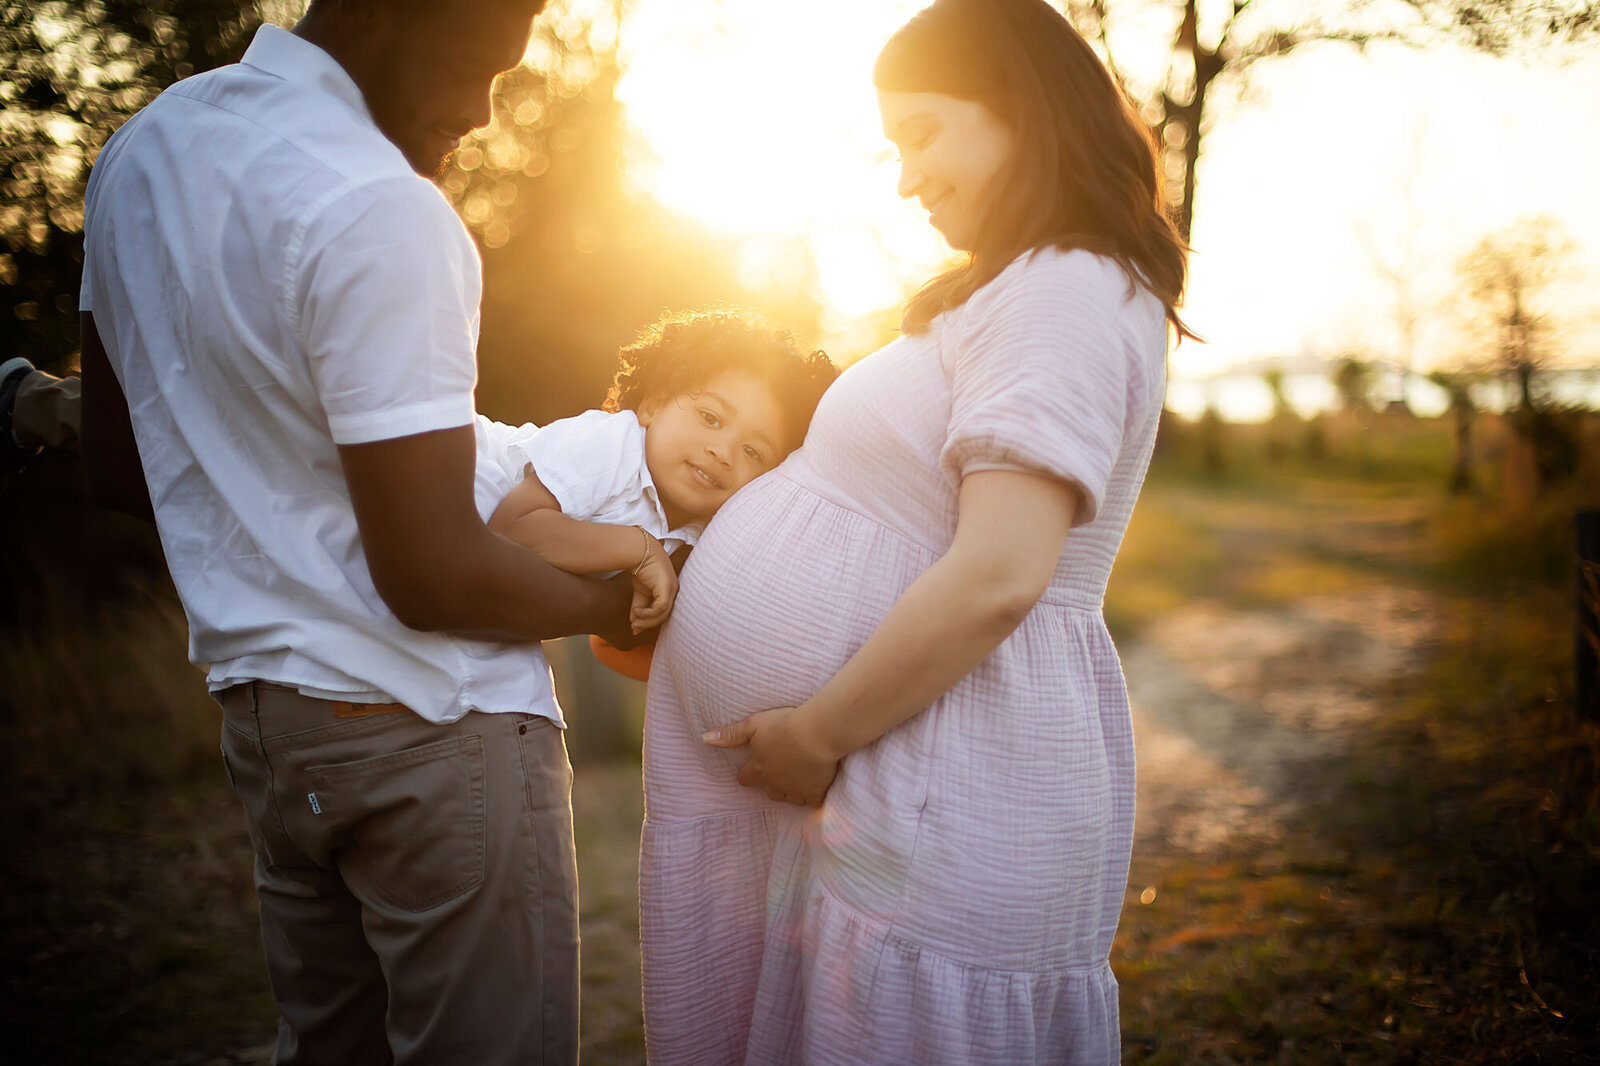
1155, 408, 1457, 490
0, 2, 300, 371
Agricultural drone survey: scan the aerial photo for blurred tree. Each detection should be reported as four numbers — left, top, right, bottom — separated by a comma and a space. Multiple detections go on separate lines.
1457, 216, 1579, 490
1066, 0, 1333, 240
1400, 0, 1599, 54
1457, 216, 1573, 413
1198, 403, 1226, 478
1428, 369, 1478, 494
1064, 0, 1599, 241
0, 1, 300, 372
1261, 365, 1292, 460
1334, 355, 1377, 415
1261, 367, 1289, 418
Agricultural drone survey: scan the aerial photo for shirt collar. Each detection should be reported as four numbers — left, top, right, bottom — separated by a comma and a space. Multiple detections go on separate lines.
240, 23, 374, 127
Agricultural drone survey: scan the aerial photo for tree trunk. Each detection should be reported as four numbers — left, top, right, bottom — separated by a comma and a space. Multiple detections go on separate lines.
1516, 361, 1535, 412
1449, 408, 1474, 495
1167, 0, 1224, 242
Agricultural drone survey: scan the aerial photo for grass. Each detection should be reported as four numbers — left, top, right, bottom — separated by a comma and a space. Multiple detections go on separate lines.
0, 455, 652, 1063
4, 410, 1599, 1062
1112, 411, 1600, 1064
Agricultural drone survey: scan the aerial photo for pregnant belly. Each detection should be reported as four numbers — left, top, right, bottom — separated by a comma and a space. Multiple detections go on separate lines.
657, 473, 933, 736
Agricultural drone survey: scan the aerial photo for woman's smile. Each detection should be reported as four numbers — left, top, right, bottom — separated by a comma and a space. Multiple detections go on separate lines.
879, 89, 1015, 252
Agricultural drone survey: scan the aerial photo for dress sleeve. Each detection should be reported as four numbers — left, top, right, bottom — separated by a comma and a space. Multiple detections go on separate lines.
514, 409, 643, 523
940, 250, 1148, 527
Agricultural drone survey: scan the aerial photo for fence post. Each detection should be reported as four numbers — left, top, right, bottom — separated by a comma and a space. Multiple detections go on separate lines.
1579, 509, 1600, 722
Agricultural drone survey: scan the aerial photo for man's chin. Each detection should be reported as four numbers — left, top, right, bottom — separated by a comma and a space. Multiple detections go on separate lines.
400, 145, 452, 181
394, 134, 455, 180
424, 150, 454, 182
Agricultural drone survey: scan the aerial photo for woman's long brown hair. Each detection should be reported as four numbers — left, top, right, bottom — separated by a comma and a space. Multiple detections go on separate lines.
875, 0, 1196, 341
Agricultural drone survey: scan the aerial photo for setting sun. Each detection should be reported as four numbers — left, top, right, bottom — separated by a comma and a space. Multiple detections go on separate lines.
615, 0, 953, 340
609, 0, 1600, 397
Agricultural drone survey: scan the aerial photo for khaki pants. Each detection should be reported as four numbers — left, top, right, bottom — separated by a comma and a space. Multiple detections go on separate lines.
217, 682, 579, 1066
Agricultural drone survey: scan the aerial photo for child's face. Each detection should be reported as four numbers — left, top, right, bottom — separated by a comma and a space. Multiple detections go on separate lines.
639, 368, 791, 527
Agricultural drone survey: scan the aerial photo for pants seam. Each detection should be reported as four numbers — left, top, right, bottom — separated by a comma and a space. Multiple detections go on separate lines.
251, 682, 302, 863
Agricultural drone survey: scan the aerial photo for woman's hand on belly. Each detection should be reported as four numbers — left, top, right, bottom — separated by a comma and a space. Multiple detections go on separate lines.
705, 706, 842, 807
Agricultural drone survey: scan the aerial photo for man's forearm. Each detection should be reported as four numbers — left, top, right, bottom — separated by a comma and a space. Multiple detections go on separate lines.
341, 425, 642, 648
393, 521, 636, 645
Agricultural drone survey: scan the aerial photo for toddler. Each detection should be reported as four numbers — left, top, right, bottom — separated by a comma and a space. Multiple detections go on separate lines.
482, 309, 838, 634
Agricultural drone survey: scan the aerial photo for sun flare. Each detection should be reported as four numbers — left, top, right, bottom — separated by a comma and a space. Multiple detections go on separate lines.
615, 0, 953, 340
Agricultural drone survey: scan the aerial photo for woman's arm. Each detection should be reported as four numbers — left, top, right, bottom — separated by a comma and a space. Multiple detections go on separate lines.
707, 468, 1078, 805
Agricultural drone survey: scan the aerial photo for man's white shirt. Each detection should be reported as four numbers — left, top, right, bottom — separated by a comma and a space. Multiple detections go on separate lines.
81, 24, 563, 725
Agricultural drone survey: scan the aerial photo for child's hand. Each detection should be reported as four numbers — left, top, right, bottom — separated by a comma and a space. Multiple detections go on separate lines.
629, 534, 677, 633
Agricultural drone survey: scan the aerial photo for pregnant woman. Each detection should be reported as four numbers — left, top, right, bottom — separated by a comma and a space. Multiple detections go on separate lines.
639, 0, 1194, 1061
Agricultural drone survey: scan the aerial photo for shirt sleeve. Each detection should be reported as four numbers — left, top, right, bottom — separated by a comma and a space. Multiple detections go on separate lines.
472, 415, 539, 521
293, 176, 481, 445
79, 153, 104, 313
939, 250, 1151, 527
79, 252, 96, 313
514, 409, 645, 523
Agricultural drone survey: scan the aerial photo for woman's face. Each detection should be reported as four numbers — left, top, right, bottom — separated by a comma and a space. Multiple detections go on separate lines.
878, 90, 1015, 252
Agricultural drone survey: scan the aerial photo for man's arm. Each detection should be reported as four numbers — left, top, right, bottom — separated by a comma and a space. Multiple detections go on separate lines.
339, 426, 637, 645
79, 311, 154, 521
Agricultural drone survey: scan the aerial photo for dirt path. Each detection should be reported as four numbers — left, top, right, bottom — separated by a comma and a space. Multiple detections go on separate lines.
1125, 584, 1441, 856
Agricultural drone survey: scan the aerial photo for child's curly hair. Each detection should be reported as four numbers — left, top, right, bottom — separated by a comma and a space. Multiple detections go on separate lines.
604, 309, 839, 448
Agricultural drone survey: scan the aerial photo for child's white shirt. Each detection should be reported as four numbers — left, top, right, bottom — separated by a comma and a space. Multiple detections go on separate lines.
475, 410, 705, 568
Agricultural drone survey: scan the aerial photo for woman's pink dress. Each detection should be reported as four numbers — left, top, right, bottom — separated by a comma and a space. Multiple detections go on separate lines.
639, 249, 1168, 1065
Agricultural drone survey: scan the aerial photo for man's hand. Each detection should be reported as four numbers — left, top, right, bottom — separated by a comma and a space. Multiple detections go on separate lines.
703, 706, 841, 807
629, 531, 677, 633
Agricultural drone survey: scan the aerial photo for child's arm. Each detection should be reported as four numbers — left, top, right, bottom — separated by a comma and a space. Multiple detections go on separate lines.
489, 468, 677, 632
489, 468, 645, 572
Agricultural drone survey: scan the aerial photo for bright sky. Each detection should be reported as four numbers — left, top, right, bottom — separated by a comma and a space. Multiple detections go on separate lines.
614, 0, 941, 344
613, 0, 1600, 378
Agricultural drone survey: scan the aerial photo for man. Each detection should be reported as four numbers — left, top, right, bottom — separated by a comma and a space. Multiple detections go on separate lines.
79, 1, 633, 1061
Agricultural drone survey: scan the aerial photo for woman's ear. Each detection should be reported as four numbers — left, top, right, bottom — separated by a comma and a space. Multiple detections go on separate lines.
635, 400, 658, 428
